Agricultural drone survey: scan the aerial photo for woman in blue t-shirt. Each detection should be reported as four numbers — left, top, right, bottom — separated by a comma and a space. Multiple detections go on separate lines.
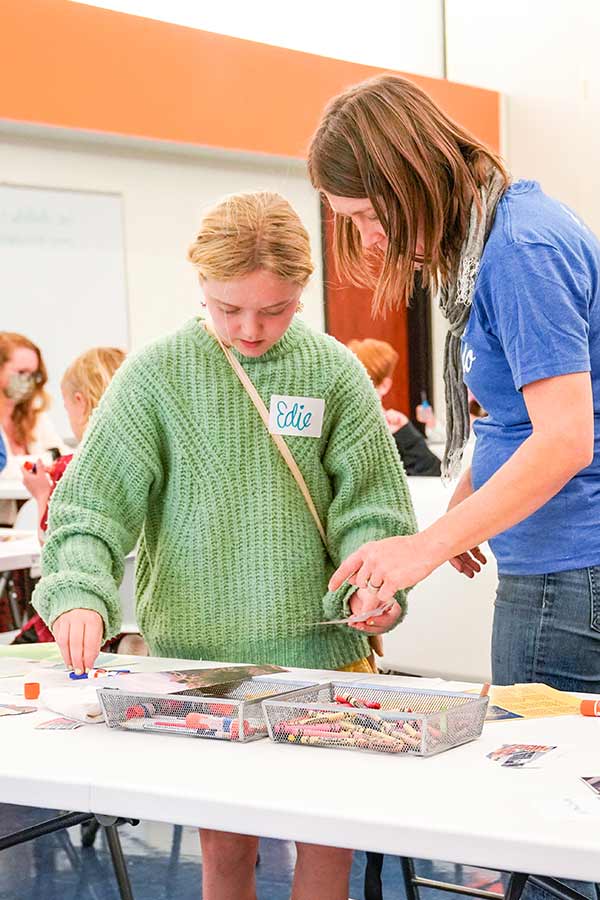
309, 73, 600, 694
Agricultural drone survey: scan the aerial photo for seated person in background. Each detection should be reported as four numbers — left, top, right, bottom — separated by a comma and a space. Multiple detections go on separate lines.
0, 332, 68, 524
348, 338, 441, 476
15, 346, 133, 647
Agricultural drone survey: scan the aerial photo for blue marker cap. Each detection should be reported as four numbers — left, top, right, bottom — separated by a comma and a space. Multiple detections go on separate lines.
69, 671, 88, 680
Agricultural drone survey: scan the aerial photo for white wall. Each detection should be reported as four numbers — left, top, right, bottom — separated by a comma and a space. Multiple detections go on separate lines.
446, 0, 600, 234
0, 127, 324, 418
73, 0, 445, 78
424, 1, 600, 422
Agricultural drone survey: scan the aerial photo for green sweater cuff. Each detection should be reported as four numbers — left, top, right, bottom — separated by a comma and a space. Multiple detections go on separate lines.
32, 576, 120, 640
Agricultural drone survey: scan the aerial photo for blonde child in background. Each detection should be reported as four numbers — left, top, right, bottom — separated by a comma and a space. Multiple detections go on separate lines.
22, 347, 126, 541
15, 347, 127, 646
33, 192, 416, 900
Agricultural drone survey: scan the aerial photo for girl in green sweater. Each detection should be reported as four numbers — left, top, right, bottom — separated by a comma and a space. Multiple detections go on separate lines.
34, 191, 415, 900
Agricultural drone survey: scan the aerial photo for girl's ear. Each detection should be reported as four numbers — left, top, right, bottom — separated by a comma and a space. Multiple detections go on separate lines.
377, 376, 392, 399
74, 391, 90, 418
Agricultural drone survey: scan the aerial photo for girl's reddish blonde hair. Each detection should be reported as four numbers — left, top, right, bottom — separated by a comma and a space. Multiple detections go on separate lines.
188, 191, 314, 286
347, 338, 398, 387
308, 74, 509, 314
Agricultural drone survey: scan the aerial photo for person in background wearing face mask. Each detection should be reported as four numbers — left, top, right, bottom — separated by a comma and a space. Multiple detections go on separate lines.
0, 332, 67, 524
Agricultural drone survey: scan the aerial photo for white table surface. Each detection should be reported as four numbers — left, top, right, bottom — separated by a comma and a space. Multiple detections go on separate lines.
0, 479, 30, 502
0, 655, 599, 881
0, 530, 39, 571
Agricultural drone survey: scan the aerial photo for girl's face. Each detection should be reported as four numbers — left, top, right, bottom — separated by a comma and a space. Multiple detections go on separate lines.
324, 193, 425, 262
61, 385, 88, 443
202, 269, 302, 358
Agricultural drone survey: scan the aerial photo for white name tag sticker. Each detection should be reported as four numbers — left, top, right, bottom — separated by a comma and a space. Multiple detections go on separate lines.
268, 395, 325, 438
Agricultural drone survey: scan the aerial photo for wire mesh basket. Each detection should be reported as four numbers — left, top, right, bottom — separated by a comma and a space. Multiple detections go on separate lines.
262, 681, 488, 756
98, 676, 316, 743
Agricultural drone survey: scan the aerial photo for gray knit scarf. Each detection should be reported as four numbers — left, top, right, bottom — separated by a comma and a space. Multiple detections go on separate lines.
438, 168, 508, 480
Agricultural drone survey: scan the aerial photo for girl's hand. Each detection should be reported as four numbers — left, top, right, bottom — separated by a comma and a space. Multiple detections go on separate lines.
384, 409, 408, 433
52, 609, 104, 673
416, 404, 436, 428
329, 534, 438, 605
22, 459, 52, 505
348, 588, 402, 634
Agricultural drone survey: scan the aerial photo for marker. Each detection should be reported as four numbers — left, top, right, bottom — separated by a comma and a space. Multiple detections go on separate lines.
580, 699, 600, 717
420, 390, 430, 409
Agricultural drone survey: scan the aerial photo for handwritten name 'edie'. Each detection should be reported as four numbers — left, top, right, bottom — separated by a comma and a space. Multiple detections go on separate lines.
277, 400, 312, 431
268, 395, 325, 438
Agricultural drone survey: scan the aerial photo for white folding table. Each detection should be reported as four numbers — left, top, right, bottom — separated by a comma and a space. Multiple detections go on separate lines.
0, 655, 598, 900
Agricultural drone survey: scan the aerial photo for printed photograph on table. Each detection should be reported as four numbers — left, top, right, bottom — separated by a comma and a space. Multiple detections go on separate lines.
486, 744, 558, 767
581, 776, 600, 796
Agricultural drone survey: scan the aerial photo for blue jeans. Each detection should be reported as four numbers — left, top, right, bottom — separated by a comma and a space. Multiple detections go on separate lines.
492, 566, 600, 693
493, 567, 599, 900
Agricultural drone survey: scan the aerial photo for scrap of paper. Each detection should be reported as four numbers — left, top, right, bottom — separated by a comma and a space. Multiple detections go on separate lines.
487, 743, 557, 768
485, 704, 523, 722
486, 684, 581, 719
0, 704, 36, 716
35, 717, 83, 730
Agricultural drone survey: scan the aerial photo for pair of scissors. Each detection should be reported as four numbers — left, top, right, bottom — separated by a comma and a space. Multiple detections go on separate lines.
317, 602, 395, 627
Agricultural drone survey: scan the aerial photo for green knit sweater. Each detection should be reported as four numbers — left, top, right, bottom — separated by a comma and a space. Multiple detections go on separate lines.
33, 318, 416, 669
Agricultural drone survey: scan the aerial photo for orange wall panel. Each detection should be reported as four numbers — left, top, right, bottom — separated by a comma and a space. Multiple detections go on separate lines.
1, 0, 501, 156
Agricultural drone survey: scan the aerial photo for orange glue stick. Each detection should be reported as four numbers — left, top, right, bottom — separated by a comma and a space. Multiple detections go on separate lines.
580, 699, 600, 717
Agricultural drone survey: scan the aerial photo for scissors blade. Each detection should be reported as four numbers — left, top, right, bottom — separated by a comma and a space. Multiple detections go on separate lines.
316, 602, 394, 627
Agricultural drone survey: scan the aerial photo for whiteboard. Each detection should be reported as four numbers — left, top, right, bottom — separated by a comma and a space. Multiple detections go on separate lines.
0, 184, 129, 440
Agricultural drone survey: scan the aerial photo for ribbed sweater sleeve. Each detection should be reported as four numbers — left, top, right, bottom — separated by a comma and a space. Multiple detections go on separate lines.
321, 354, 417, 624
32, 354, 163, 637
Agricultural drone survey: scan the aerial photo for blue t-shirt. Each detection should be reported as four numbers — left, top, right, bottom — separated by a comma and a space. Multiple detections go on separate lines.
461, 180, 600, 575
0, 432, 5, 473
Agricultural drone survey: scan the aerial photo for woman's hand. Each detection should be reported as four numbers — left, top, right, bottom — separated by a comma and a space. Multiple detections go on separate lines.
22, 459, 52, 505
329, 534, 439, 605
446, 467, 487, 578
348, 587, 402, 633
448, 546, 487, 577
52, 609, 104, 673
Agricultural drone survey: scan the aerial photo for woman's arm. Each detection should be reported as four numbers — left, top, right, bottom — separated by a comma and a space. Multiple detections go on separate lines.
330, 371, 593, 604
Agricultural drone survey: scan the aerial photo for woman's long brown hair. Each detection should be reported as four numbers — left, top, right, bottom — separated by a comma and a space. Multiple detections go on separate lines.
0, 332, 49, 451
308, 74, 509, 314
